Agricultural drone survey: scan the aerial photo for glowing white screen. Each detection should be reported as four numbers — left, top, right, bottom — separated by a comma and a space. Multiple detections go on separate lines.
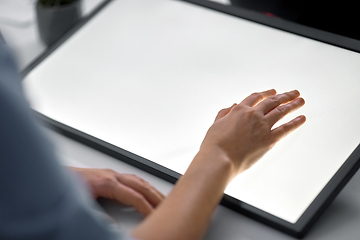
23, 0, 360, 223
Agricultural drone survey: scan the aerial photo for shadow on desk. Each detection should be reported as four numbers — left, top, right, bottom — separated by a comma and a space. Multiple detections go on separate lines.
98, 171, 360, 240
98, 198, 144, 235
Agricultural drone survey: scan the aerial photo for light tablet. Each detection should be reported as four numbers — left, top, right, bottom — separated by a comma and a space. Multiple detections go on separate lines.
23, 0, 360, 237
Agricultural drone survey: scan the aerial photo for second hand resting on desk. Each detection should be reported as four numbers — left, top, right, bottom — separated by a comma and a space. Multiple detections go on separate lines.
69, 89, 305, 240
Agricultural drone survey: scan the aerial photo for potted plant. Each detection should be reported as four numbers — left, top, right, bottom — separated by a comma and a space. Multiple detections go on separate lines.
36, 0, 82, 46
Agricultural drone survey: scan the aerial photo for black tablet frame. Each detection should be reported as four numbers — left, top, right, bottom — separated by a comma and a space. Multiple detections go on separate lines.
22, 0, 360, 238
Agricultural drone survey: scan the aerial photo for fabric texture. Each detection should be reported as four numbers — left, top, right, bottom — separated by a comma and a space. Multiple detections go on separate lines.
0, 41, 130, 240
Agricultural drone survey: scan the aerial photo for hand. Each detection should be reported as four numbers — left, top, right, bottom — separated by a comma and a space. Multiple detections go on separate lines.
201, 89, 306, 177
71, 168, 165, 216
132, 89, 306, 240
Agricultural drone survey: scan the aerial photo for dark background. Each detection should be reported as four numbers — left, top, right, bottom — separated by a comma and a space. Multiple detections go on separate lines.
230, 0, 360, 40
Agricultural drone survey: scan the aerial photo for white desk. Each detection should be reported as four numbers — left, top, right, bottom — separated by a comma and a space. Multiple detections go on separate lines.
2, 0, 360, 239
46, 128, 360, 239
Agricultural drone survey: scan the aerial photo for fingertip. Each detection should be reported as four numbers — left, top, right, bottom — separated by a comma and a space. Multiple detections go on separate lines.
296, 115, 306, 124
272, 114, 306, 140
295, 97, 305, 106
267, 89, 277, 95
299, 114, 306, 120
138, 203, 154, 216
293, 89, 300, 95
301, 115, 306, 122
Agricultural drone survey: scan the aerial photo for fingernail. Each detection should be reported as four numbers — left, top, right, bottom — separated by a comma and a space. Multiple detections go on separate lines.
296, 97, 305, 103
297, 115, 306, 120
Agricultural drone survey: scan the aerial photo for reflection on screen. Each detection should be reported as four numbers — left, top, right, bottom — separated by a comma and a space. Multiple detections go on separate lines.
24, 0, 360, 223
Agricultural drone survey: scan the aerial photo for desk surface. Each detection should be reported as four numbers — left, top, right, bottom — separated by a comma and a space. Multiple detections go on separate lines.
2, 0, 360, 239
47, 128, 360, 240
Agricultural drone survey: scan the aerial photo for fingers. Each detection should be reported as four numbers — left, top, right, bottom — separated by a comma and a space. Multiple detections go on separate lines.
241, 89, 276, 107
266, 97, 305, 126
272, 115, 306, 141
76, 168, 166, 216
255, 90, 300, 114
239, 89, 306, 143
111, 183, 155, 216
214, 104, 237, 122
116, 174, 165, 208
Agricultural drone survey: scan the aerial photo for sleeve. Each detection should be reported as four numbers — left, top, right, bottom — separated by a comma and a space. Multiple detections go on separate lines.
0, 42, 132, 240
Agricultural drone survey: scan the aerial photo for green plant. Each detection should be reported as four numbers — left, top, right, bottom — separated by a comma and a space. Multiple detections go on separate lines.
38, 0, 79, 7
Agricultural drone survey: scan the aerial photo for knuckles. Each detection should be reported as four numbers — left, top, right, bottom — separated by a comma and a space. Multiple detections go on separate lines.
139, 183, 152, 194
104, 168, 117, 175
132, 192, 147, 205
243, 107, 263, 120
275, 105, 287, 114
268, 95, 281, 105
101, 177, 116, 187
251, 92, 263, 102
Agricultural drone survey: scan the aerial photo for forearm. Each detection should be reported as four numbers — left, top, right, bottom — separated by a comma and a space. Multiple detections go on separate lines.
132, 89, 305, 240
132, 149, 234, 240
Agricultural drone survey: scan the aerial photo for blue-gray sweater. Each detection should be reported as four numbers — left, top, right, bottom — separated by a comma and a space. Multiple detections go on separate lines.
0, 40, 128, 240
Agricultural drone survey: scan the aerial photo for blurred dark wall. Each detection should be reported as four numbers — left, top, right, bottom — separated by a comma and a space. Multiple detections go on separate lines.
230, 0, 360, 39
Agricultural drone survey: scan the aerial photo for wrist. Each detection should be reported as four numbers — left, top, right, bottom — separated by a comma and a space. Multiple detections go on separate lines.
193, 146, 237, 184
